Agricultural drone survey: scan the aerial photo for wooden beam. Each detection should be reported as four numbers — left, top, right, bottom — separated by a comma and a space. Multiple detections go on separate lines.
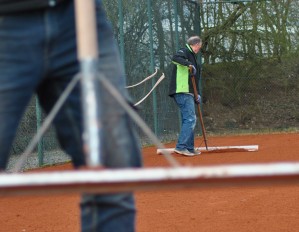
1, 161, 299, 196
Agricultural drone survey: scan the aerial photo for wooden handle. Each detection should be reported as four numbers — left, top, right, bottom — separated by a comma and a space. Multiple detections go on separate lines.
191, 75, 208, 150
74, 0, 98, 59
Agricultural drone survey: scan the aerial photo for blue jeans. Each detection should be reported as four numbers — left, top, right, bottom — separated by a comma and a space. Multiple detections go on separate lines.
0, 0, 142, 231
173, 93, 196, 151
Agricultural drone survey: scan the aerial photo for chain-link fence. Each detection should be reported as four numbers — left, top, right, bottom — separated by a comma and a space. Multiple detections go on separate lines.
11, 0, 299, 166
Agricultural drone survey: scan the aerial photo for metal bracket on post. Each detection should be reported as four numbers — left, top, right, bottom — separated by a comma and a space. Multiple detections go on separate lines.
74, 0, 101, 167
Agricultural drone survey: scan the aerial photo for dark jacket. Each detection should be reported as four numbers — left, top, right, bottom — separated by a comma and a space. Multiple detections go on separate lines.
168, 44, 200, 97
0, 0, 67, 14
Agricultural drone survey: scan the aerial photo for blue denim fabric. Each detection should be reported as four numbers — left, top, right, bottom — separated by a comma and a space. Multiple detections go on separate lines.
173, 93, 197, 151
81, 193, 135, 232
0, 0, 142, 231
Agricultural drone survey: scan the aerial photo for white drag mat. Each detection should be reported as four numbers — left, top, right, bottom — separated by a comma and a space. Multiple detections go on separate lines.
157, 145, 259, 154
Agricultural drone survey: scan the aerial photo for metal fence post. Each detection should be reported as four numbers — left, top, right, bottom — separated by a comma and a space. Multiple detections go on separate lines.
147, 0, 158, 135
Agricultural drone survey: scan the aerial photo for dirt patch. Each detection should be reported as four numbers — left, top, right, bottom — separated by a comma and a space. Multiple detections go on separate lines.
1, 133, 299, 232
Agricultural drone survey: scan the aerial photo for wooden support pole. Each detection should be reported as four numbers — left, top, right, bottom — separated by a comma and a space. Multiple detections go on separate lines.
74, 0, 101, 166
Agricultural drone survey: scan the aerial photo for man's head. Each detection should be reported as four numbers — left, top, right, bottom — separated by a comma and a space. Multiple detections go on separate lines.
187, 36, 202, 54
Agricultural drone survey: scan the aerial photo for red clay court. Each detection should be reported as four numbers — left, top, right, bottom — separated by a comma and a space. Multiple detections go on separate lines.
1, 132, 299, 232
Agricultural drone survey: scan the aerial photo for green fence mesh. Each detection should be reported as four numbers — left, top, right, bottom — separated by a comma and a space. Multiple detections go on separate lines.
11, 0, 299, 167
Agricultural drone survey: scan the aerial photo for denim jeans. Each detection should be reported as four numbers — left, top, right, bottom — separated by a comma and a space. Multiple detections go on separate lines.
0, 0, 142, 231
173, 93, 197, 151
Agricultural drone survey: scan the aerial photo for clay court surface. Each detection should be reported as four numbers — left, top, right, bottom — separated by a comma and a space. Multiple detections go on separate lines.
0, 132, 299, 232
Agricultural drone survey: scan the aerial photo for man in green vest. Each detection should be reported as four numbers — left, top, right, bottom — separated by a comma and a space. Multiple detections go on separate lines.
169, 36, 202, 156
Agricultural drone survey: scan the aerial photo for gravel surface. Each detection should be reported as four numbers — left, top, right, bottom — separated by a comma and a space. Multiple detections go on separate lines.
6, 150, 71, 173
